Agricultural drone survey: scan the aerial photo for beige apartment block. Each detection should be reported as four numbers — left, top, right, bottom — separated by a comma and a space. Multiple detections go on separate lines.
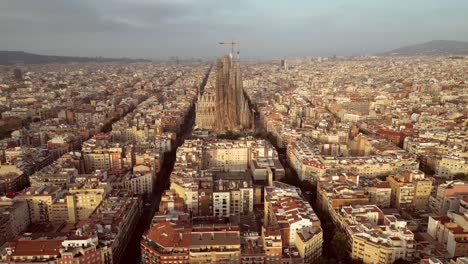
66, 184, 107, 224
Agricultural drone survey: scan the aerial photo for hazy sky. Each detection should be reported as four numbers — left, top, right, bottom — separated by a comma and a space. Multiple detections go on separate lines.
1, 0, 467, 59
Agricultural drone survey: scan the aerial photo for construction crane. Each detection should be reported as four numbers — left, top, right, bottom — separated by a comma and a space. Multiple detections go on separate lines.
218, 40, 237, 57
219, 40, 252, 57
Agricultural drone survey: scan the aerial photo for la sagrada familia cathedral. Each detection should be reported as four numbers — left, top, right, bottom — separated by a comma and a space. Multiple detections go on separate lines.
195, 54, 252, 132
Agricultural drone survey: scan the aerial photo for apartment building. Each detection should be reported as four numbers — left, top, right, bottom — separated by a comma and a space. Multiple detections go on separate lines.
141, 221, 190, 264
170, 139, 281, 217
264, 181, 323, 262
261, 225, 282, 264
427, 212, 468, 258
317, 174, 369, 220
338, 205, 415, 263
204, 141, 250, 172
240, 234, 265, 264
426, 155, 468, 177
334, 155, 419, 178
82, 137, 123, 173
387, 170, 432, 210
359, 177, 392, 208
141, 222, 241, 264
15, 185, 64, 223
58, 236, 112, 264
111, 165, 155, 195
287, 139, 419, 183
0, 198, 30, 246
212, 172, 254, 217
77, 190, 142, 264
0, 235, 112, 264
429, 181, 468, 215
1, 239, 63, 263
66, 181, 108, 224
0, 165, 27, 194
287, 139, 326, 183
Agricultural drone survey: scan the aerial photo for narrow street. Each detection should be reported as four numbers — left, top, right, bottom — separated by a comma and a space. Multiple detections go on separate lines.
249, 102, 337, 261
120, 65, 212, 264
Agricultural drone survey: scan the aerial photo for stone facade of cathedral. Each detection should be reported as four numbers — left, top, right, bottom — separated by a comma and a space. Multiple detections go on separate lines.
195, 55, 252, 132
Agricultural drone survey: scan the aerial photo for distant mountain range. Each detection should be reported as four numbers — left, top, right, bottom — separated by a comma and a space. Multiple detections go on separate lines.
381, 40, 468, 56
0, 51, 150, 65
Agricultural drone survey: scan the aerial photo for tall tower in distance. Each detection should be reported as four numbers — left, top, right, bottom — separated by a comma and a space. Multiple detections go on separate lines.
280, 59, 288, 71
195, 54, 252, 132
13, 68, 23, 81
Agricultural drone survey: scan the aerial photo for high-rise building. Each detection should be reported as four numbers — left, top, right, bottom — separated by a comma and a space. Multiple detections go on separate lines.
280, 59, 288, 70
196, 55, 252, 132
13, 68, 22, 81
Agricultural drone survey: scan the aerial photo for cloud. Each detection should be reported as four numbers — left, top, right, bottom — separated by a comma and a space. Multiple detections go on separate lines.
0, 0, 467, 58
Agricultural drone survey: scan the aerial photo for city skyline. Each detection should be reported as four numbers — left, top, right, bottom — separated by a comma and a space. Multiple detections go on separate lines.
0, 50, 466, 264
1, 0, 468, 58
0, 2, 467, 264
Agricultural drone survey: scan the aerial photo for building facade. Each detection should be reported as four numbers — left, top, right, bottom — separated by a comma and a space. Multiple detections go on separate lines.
195, 55, 252, 132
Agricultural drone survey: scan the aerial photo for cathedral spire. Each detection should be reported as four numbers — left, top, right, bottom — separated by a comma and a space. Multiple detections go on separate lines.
195, 54, 252, 132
